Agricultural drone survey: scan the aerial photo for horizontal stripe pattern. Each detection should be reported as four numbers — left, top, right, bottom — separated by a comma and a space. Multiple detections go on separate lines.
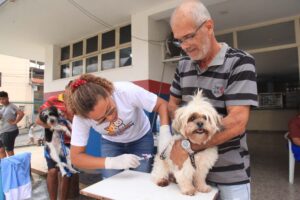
169, 43, 257, 185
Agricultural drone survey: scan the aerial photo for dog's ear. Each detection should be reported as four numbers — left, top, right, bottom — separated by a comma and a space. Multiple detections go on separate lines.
39, 109, 49, 123
49, 106, 58, 113
171, 107, 184, 134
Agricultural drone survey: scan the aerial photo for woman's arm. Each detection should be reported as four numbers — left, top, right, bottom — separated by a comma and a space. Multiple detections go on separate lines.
152, 97, 169, 126
70, 145, 141, 170
70, 145, 106, 169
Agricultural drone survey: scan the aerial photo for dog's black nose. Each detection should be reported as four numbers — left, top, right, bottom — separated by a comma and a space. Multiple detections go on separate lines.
197, 122, 203, 128
50, 119, 55, 124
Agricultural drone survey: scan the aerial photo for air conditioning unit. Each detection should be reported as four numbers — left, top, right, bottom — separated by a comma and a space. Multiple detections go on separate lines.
165, 32, 186, 58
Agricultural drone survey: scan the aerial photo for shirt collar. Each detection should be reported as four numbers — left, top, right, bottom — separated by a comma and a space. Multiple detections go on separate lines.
193, 42, 228, 73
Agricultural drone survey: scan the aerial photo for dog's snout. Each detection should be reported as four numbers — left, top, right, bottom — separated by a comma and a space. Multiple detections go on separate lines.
197, 122, 203, 128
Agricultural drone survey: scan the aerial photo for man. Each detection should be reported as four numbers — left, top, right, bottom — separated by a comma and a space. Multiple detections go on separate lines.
0, 91, 24, 158
168, 1, 258, 199
36, 92, 78, 200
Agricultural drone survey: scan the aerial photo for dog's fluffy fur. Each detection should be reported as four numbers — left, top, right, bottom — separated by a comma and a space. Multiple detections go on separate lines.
151, 91, 222, 195
39, 106, 77, 177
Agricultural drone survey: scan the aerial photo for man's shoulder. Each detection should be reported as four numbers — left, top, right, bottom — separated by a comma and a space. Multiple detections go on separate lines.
226, 46, 253, 59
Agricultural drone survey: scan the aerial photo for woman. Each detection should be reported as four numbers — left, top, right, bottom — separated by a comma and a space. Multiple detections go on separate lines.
67, 74, 171, 178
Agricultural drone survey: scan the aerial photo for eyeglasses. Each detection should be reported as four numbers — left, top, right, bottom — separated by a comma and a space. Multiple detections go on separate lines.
96, 106, 116, 125
96, 99, 117, 124
173, 20, 207, 47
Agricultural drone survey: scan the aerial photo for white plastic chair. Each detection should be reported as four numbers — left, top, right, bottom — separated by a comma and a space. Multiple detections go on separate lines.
284, 132, 295, 184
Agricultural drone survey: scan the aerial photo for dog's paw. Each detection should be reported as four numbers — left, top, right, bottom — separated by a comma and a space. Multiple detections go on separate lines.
197, 184, 212, 193
156, 178, 169, 187
181, 188, 196, 196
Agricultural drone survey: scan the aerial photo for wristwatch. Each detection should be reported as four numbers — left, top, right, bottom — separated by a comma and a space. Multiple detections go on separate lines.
181, 139, 194, 154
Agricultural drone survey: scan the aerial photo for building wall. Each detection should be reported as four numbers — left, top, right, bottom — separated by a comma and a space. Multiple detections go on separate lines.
43, 4, 299, 132
0, 54, 34, 127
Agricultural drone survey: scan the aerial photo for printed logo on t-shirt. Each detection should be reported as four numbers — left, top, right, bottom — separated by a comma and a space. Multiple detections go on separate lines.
212, 84, 224, 98
104, 118, 134, 136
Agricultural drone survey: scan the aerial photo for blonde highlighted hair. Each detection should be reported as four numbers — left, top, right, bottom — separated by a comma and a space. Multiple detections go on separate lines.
65, 74, 114, 118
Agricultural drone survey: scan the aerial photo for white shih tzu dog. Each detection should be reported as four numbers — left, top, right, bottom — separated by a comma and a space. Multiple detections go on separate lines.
151, 90, 222, 195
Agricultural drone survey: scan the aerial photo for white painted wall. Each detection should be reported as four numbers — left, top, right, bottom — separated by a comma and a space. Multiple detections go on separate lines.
0, 54, 34, 127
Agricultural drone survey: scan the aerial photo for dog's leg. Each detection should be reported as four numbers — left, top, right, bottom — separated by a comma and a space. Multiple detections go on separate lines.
194, 167, 212, 193
151, 155, 170, 187
173, 164, 196, 196
48, 143, 67, 177
64, 148, 78, 173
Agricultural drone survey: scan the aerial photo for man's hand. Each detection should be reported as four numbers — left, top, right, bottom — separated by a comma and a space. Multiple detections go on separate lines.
105, 154, 141, 170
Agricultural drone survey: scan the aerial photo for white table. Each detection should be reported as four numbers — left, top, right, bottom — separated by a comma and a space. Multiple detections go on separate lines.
80, 170, 218, 200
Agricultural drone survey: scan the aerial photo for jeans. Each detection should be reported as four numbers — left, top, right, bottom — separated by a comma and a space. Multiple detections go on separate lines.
211, 183, 251, 200
101, 131, 154, 179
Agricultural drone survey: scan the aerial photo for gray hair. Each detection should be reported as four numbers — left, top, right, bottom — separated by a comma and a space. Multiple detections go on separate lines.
170, 0, 211, 27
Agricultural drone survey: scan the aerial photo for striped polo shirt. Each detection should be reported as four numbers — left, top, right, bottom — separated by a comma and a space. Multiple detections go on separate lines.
170, 43, 258, 185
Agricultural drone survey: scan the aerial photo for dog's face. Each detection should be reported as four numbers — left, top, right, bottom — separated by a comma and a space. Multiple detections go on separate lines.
172, 91, 222, 145
39, 106, 60, 127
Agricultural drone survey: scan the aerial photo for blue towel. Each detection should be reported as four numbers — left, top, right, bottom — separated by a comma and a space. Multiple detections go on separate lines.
1, 152, 31, 200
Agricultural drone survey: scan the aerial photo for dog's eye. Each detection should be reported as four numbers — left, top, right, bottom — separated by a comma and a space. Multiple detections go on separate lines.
203, 115, 207, 120
188, 115, 196, 122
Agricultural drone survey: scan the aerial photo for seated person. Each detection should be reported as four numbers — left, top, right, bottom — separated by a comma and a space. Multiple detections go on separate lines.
288, 114, 300, 146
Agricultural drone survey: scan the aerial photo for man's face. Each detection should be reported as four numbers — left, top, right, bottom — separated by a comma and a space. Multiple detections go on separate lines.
172, 18, 211, 61
0, 97, 9, 105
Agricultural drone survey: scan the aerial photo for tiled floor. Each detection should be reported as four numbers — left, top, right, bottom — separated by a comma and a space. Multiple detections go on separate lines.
249, 131, 300, 200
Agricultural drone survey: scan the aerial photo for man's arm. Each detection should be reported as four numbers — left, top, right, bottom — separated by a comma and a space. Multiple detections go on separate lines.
191, 105, 250, 150
168, 95, 181, 119
8, 110, 24, 125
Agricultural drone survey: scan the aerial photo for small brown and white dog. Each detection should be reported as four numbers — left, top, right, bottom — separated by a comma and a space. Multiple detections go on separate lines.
151, 91, 222, 195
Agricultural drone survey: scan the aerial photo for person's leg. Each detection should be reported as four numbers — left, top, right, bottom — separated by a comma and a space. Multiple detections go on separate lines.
216, 183, 251, 200
101, 138, 124, 178
47, 168, 59, 200
59, 174, 71, 200
3, 129, 19, 156
0, 138, 6, 158
45, 145, 59, 200
127, 131, 154, 173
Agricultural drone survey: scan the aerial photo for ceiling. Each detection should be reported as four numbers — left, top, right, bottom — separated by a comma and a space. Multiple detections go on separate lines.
0, 0, 300, 61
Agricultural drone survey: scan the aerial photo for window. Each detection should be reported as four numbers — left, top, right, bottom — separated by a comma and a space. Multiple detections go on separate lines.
86, 56, 98, 73
59, 24, 131, 78
61, 46, 70, 61
120, 47, 132, 67
102, 30, 115, 49
237, 21, 295, 50
216, 33, 233, 47
86, 36, 98, 54
73, 41, 83, 57
120, 25, 131, 44
254, 47, 299, 93
72, 60, 83, 76
61, 64, 70, 78
101, 52, 115, 70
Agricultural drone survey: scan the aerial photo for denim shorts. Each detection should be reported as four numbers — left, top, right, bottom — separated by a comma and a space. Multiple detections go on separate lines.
101, 131, 154, 179
0, 129, 19, 151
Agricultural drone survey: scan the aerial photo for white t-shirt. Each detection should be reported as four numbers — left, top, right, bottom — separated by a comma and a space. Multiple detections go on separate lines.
71, 82, 157, 146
